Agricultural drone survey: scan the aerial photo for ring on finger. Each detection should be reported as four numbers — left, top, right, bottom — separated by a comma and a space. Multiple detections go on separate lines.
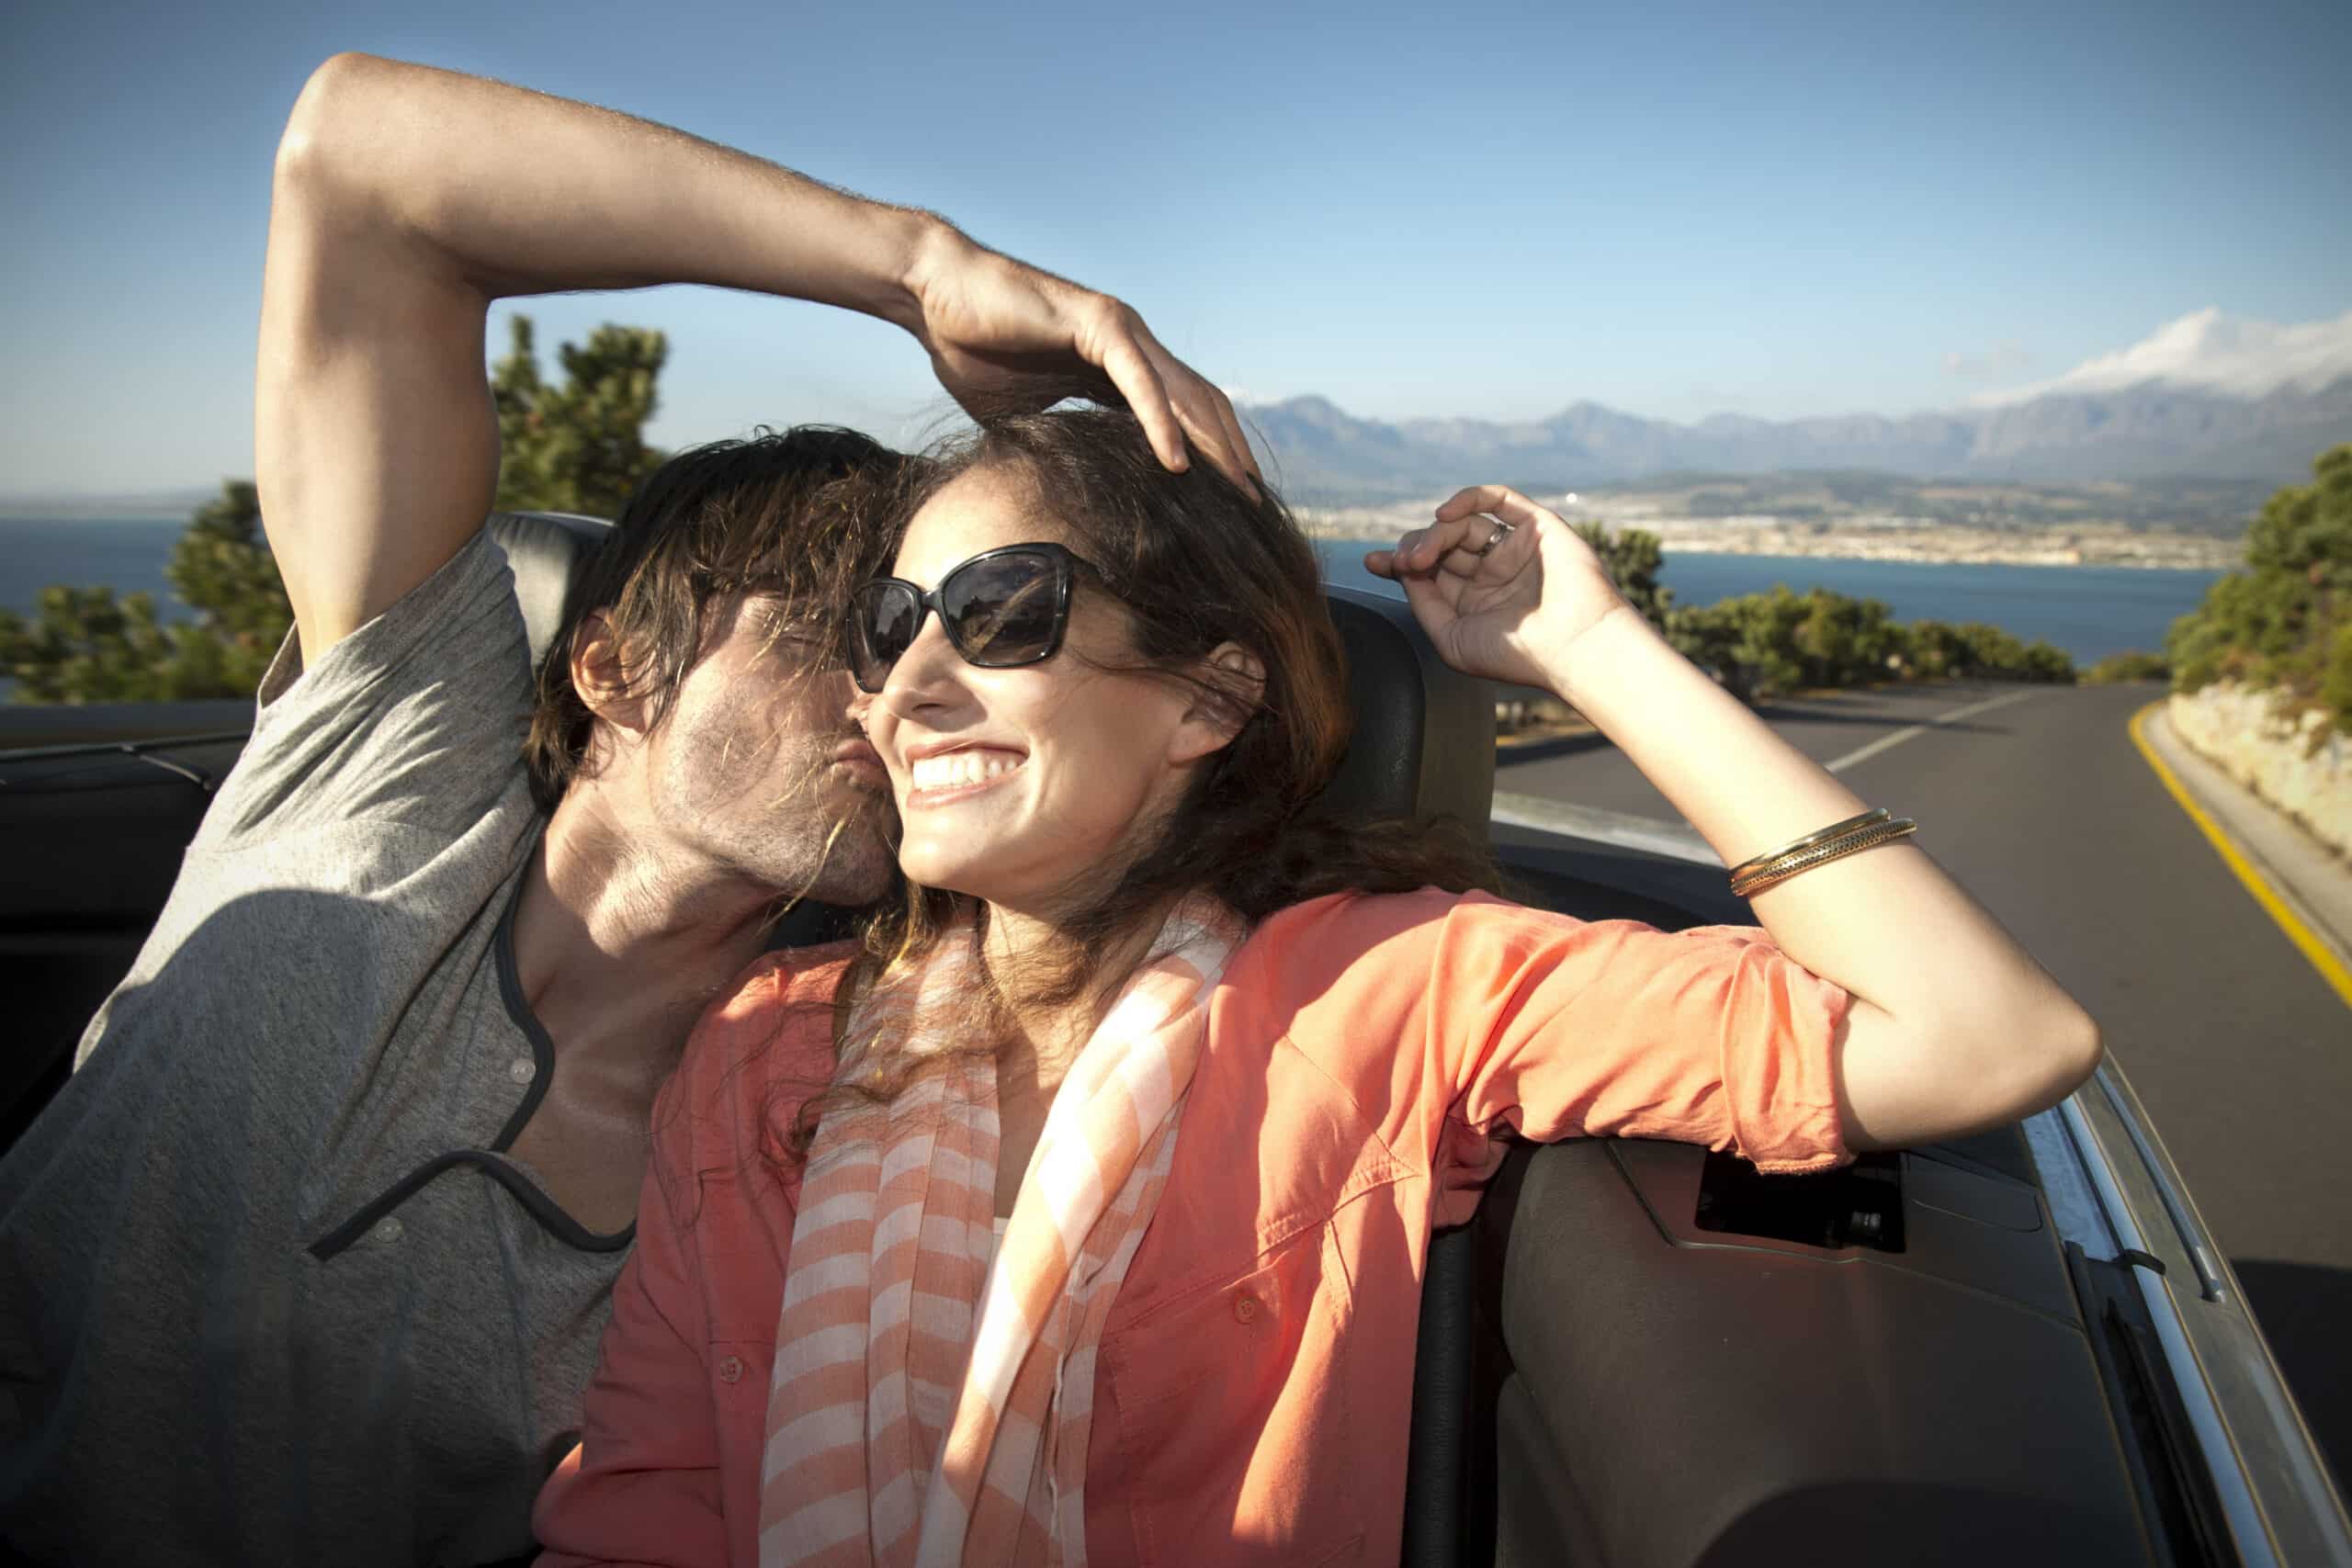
1469, 519, 1513, 558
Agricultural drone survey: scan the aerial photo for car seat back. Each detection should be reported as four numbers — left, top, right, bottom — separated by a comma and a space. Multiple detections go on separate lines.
483, 510, 616, 670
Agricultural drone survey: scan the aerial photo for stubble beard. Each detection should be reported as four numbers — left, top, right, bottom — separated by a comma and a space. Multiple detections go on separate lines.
685, 770, 898, 908
800, 781, 899, 907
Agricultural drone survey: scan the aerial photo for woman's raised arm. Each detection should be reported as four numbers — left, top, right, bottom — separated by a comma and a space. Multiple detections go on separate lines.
1369, 485, 2103, 1152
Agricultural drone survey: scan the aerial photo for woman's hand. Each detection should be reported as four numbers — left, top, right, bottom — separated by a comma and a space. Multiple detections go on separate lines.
905, 227, 1261, 496
1365, 484, 1632, 697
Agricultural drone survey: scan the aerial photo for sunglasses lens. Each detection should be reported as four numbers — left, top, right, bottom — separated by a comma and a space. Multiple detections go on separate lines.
849, 581, 922, 691
942, 552, 1063, 667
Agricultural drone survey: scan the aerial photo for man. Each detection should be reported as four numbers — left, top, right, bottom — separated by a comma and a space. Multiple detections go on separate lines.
0, 51, 1258, 1566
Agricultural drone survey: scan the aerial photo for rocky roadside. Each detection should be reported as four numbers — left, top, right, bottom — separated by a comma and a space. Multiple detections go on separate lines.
2168, 683, 2351, 862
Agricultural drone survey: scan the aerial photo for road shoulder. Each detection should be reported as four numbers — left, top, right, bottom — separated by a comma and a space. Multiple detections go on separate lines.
2133, 696, 2352, 1007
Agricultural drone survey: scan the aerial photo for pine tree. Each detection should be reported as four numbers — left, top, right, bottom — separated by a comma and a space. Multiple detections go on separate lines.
492, 314, 669, 520
1, 315, 668, 703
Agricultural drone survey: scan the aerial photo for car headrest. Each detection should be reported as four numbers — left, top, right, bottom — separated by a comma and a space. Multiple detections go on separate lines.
483, 510, 618, 671
481, 512, 1496, 835
1319, 585, 1496, 832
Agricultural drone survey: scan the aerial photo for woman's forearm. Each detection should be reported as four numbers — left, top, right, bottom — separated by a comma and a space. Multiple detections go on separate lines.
278, 51, 945, 325
1532, 605, 2102, 1147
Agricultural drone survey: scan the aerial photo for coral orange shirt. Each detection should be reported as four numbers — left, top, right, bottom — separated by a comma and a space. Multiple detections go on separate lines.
534, 889, 1852, 1567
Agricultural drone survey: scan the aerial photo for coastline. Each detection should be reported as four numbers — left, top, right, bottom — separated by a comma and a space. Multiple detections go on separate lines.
1629, 527, 2233, 571
1295, 503, 2241, 572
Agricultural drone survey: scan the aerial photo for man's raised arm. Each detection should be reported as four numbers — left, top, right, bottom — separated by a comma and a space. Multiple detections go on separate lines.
257, 52, 1258, 665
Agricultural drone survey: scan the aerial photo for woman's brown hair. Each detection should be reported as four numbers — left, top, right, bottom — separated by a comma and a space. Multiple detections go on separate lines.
772, 405, 1498, 1162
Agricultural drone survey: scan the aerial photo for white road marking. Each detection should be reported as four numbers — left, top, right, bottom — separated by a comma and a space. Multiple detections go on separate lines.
1824, 688, 2040, 774
1491, 686, 2043, 863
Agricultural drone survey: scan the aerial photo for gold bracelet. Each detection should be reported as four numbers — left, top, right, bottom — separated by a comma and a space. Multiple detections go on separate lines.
1727, 809, 1890, 882
1728, 811, 1917, 898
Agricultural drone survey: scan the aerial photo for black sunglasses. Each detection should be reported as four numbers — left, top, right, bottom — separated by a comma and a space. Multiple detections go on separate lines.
846, 542, 1096, 694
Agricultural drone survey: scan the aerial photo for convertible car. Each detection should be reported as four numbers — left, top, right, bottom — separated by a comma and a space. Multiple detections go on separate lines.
3, 512, 2346, 1567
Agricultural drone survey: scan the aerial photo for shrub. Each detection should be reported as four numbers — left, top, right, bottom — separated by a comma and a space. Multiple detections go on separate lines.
2166, 444, 2351, 734
2084, 650, 2171, 684
1667, 585, 2071, 698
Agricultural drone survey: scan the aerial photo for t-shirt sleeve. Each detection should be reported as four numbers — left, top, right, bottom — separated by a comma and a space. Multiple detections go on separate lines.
1251, 889, 1854, 1178
197, 529, 534, 848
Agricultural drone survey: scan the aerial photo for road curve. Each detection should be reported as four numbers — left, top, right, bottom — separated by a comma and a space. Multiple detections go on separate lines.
1494, 677, 2352, 1487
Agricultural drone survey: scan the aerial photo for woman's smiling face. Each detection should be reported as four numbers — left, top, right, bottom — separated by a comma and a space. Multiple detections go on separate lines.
860, 465, 1228, 913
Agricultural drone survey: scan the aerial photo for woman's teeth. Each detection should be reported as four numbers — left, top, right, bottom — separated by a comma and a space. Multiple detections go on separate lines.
909, 750, 1023, 792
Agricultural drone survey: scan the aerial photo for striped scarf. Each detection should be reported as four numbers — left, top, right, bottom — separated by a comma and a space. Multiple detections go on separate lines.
759, 900, 1240, 1568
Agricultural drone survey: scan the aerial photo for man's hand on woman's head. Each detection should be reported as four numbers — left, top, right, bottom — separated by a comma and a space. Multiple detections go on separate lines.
902, 224, 1262, 498
1366, 484, 1636, 700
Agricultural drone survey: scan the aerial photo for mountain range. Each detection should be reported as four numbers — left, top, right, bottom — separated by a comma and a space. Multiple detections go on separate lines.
1240, 309, 2352, 504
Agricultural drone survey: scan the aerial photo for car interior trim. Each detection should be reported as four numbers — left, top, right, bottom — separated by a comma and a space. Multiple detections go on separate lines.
2023, 1104, 2120, 1262
2063, 1089, 2283, 1566
2076, 1067, 2352, 1564
2097, 1066, 2232, 1305
1488, 790, 1715, 867
0, 729, 255, 764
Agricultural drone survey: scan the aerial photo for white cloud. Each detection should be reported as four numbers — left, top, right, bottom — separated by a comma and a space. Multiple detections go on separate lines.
1970, 306, 2352, 406
1941, 343, 2032, 379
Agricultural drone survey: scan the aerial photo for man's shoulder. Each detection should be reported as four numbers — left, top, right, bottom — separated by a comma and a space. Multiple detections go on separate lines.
205, 531, 532, 847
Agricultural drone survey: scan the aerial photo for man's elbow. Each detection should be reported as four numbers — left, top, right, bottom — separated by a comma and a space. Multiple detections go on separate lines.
273, 53, 393, 199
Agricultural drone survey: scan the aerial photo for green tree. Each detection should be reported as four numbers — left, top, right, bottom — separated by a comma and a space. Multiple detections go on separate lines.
1572, 520, 1673, 633
168, 479, 289, 646
0, 481, 291, 702
492, 314, 669, 519
1902, 620, 1972, 679
2083, 650, 2169, 684
1794, 587, 1904, 686
1668, 585, 1810, 701
2321, 623, 2352, 733
2167, 444, 2352, 733
2, 315, 668, 704
1668, 586, 2073, 701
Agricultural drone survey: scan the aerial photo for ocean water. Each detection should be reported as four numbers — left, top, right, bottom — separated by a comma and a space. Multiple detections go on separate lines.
0, 519, 2225, 667
1316, 541, 2223, 664
2, 518, 195, 623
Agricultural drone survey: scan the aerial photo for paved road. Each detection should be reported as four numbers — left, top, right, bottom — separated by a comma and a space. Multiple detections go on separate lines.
1494, 677, 2352, 1484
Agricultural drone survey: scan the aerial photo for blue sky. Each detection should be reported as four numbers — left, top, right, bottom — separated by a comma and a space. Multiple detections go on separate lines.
4, 0, 2347, 494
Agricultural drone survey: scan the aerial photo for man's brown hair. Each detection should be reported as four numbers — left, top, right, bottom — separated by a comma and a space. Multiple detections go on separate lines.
523, 425, 906, 813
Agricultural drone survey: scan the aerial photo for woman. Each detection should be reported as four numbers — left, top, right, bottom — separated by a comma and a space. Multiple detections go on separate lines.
534, 408, 2101, 1567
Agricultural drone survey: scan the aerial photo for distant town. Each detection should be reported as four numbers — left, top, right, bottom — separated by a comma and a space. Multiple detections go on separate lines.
1295, 472, 2251, 571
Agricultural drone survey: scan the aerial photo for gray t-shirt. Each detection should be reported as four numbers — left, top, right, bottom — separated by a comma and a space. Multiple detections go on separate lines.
0, 533, 630, 1566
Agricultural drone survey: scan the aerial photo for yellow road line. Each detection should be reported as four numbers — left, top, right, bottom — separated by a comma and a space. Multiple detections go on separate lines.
2129, 700, 2352, 1011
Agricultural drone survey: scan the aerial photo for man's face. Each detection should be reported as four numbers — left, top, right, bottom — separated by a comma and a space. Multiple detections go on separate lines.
640, 594, 897, 907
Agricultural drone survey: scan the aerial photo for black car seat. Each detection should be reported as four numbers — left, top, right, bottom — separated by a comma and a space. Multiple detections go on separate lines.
1316, 585, 1497, 1568
483, 510, 617, 669
491, 516, 1501, 1565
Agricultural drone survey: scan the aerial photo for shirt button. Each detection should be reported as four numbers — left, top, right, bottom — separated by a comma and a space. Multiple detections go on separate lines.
1233, 1292, 1260, 1325
372, 1216, 404, 1245
717, 1355, 745, 1385
508, 1057, 537, 1085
